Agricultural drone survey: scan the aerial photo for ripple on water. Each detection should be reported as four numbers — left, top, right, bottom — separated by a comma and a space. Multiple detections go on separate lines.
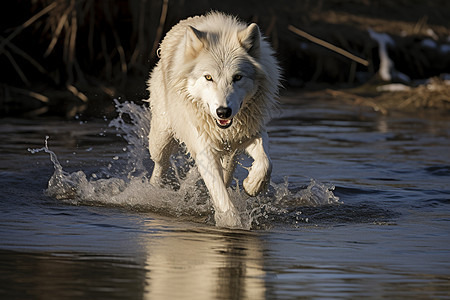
29, 101, 344, 230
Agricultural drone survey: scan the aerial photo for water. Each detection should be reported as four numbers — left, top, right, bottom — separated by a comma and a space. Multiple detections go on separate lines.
1, 95, 450, 298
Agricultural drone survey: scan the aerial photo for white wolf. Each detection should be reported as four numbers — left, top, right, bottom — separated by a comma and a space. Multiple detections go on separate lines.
146, 12, 280, 228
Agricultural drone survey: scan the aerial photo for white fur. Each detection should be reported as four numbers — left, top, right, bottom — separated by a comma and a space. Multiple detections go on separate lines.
146, 12, 280, 228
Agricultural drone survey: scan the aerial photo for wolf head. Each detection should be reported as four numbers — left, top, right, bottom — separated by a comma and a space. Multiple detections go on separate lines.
184, 20, 262, 129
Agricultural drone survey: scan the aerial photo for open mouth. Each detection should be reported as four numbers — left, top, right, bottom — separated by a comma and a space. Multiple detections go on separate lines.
216, 118, 233, 129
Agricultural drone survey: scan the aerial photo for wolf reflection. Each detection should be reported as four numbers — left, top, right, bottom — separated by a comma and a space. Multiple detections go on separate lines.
143, 228, 266, 299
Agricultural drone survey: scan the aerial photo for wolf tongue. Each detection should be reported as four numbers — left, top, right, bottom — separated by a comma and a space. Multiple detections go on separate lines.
219, 119, 229, 125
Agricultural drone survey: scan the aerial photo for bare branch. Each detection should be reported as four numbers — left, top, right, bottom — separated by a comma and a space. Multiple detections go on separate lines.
288, 25, 369, 67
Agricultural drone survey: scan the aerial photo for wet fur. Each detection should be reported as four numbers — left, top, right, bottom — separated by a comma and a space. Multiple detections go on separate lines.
146, 12, 280, 228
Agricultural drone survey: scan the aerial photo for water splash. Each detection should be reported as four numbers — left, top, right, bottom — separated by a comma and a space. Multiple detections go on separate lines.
29, 101, 340, 229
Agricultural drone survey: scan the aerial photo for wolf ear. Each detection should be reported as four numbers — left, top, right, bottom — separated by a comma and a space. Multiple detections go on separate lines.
238, 23, 260, 57
185, 26, 206, 58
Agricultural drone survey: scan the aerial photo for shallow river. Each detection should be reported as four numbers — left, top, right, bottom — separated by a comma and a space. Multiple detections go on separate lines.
1, 96, 449, 298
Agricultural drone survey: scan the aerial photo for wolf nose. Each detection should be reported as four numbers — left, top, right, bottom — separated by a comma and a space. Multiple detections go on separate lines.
216, 107, 232, 119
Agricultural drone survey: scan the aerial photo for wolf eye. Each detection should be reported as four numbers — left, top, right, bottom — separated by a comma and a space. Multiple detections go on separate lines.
204, 74, 213, 81
233, 74, 243, 82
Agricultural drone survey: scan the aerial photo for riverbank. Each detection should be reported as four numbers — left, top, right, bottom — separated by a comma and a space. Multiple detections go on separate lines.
1, 0, 449, 117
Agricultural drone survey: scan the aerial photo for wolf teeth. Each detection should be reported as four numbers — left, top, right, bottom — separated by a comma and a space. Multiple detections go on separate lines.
216, 118, 233, 129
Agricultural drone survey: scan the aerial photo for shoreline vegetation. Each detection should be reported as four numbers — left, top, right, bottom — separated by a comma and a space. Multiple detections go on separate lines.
1, 0, 449, 118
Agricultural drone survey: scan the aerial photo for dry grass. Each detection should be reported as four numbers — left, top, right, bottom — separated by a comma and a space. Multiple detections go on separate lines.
377, 78, 450, 112
1, 0, 450, 117
324, 78, 450, 115
34, 0, 168, 85
1, 0, 171, 116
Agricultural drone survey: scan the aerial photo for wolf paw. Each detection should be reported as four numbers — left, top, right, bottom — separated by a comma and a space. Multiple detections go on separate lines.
243, 176, 268, 197
243, 159, 272, 196
214, 208, 243, 229
149, 174, 164, 187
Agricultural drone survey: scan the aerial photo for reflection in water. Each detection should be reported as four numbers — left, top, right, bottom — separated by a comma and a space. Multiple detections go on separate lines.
1, 98, 450, 299
0, 250, 147, 299
0, 226, 267, 300
143, 228, 265, 299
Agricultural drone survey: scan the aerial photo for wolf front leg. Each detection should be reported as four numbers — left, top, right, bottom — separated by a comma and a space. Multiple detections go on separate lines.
195, 148, 242, 228
243, 132, 272, 196
148, 118, 176, 186
221, 152, 237, 188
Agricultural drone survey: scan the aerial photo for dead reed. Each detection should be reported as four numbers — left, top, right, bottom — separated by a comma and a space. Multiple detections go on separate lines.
1, 0, 169, 116
1, 0, 449, 116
